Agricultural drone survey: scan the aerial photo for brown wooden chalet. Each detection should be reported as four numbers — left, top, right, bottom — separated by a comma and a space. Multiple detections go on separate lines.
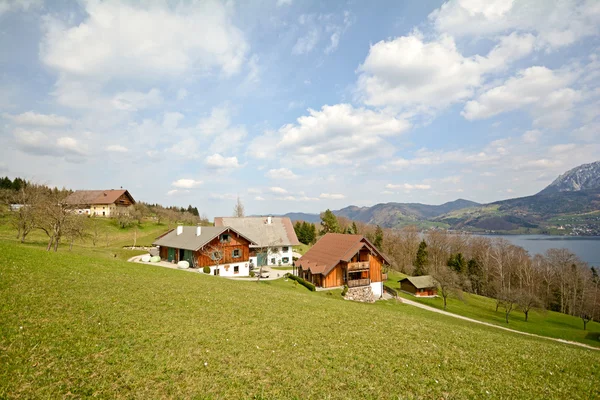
152, 226, 257, 277
398, 276, 437, 297
295, 233, 390, 297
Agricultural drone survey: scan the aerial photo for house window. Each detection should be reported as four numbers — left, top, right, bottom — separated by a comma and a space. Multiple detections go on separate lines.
220, 233, 231, 243
282, 247, 289, 252
234, 266, 239, 274
211, 251, 223, 261
102, 212, 105, 216
282, 257, 289, 264
232, 249, 240, 258
214, 268, 220, 276
271, 258, 276, 265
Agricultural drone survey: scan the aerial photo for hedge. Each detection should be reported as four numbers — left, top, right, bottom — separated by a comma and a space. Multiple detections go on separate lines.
285, 273, 316, 292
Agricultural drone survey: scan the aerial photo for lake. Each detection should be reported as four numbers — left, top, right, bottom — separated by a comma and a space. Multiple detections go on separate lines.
480, 235, 600, 267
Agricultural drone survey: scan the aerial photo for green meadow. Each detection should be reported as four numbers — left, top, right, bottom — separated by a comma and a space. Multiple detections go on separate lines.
1, 235, 599, 399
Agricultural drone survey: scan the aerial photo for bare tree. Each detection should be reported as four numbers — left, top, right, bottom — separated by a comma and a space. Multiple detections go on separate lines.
432, 266, 461, 310
36, 192, 72, 252
65, 215, 87, 251
499, 288, 518, 324
89, 217, 101, 247
233, 196, 245, 217
200, 241, 225, 273
515, 289, 540, 322
10, 184, 44, 243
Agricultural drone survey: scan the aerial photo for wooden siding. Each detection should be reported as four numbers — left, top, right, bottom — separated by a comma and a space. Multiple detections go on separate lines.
322, 263, 344, 288
369, 253, 383, 282
401, 280, 417, 294
116, 192, 134, 206
159, 246, 168, 259
194, 234, 251, 268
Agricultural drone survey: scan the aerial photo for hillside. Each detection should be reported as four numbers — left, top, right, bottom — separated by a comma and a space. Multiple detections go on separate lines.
1, 241, 599, 398
539, 161, 600, 195
284, 199, 480, 228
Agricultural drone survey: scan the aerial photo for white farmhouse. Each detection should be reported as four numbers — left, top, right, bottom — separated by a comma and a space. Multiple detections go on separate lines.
214, 216, 300, 268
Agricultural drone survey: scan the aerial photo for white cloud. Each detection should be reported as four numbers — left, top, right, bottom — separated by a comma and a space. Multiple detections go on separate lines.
571, 121, 599, 142
385, 183, 431, 190
13, 128, 86, 162
162, 112, 185, 130
523, 129, 542, 143
112, 89, 163, 111
319, 193, 346, 199
549, 143, 577, 154
276, 196, 297, 201
198, 107, 247, 154
209, 193, 238, 200
276, 0, 292, 6
205, 153, 241, 170
106, 144, 128, 153
247, 188, 262, 194
40, 1, 249, 79
355, 27, 540, 115
249, 104, 410, 166
270, 187, 288, 194
266, 168, 298, 180
3, 111, 71, 127
440, 175, 462, 184
292, 28, 320, 55
0, 0, 42, 16
387, 148, 500, 169
172, 179, 203, 189
176, 88, 188, 101
429, 0, 600, 50
167, 189, 189, 196
462, 66, 581, 127
255, 196, 265, 201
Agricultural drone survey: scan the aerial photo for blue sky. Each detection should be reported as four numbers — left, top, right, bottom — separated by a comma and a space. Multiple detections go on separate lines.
0, 0, 599, 219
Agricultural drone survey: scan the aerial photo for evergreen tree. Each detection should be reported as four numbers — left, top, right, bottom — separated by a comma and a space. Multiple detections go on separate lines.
373, 225, 383, 250
447, 253, 467, 274
320, 209, 340, 234
352, 221, 358, 235
414, 240, 428, 276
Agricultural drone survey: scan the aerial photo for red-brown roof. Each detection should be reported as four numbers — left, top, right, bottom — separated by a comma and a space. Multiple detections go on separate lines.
64, 189, 135, 206
297, 233, 390, 276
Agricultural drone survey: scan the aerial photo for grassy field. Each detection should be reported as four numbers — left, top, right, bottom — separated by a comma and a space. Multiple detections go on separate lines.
389, 284, 600, 348
1, 240, 599, 399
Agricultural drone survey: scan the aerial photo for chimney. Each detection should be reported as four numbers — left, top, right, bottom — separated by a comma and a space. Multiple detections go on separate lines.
176, 225, 183, 235
267, 216, 272, 225
196, 225, 202, 236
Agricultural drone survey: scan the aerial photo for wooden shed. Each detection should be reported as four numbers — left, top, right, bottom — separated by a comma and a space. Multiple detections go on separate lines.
399, 275, 437, 297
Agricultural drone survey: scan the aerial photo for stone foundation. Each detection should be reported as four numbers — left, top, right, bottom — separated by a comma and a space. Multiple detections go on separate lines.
344, 286, 375, 303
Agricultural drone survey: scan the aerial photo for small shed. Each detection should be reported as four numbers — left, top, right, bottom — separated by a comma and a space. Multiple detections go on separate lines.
399, 275, 437, 297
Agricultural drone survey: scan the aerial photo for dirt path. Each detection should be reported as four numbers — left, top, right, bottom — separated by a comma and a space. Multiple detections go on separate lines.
400, 297, 599, 351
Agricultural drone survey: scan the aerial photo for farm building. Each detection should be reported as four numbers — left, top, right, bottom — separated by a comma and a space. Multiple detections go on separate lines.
295, 233, 390, 298
64, 189, 135, 216
214, 216, 300, 267
399, 276, 437, 297
153, 225, 257, 277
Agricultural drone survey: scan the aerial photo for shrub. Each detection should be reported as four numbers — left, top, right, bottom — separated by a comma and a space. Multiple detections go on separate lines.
203, 266, 210, 274
250, 271, 255, 278
341, 285, 348, 297
287, 274, 316, 292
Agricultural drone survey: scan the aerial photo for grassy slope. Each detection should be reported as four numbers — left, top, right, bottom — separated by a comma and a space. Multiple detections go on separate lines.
1, 242, 599, 399
394, 290, 600, 348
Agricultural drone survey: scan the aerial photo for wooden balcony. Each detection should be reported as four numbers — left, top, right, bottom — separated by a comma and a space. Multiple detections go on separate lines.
347, 278, 371, 288
347, 261, 370, 272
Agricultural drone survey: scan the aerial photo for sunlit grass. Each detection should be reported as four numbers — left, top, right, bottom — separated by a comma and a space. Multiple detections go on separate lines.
1, 240, 599, 399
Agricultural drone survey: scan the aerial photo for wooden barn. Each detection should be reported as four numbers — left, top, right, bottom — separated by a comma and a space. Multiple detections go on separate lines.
153, 226, 257, 277
295, 233, 390, 298
399, 276, 437, 297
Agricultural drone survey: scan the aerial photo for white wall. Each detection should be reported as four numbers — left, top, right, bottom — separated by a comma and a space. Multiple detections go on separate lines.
249, 246, 293, 267
370, 281, 383, 298
206, 261, 250, 277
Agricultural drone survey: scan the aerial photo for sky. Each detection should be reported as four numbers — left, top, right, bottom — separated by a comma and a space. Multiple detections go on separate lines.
0, 0, 599, 219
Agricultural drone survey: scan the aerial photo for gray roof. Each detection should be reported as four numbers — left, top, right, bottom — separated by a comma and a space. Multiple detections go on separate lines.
399, 275, 437, 289
213, 216, 300, 247
152, 226, 256, 251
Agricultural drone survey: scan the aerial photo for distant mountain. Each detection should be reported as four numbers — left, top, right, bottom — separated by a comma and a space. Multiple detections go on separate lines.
283, 199, 481, 228
538, 161, 600, 195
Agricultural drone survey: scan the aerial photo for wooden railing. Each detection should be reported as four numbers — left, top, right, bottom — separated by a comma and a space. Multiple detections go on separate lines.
347, 261, 370, 271
347, 278, 371, 288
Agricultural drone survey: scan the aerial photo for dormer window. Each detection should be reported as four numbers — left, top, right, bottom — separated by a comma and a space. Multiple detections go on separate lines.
220, 233, 231, 243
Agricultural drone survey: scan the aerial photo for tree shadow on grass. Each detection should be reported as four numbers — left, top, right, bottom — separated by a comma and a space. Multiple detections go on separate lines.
584, 331, 600, 342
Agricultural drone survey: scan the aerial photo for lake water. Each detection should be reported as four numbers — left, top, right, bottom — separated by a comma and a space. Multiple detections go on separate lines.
480, 235, 600, 267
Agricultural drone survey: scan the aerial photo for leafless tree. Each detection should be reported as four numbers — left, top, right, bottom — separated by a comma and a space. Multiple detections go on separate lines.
515, 289, 540, 322
10, 184, 44, 243
233, 196, 245, 217
36, 192, 72, 252
433, 266, 461, 310
499, 288, 518, 324
65, 215, 87, 251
